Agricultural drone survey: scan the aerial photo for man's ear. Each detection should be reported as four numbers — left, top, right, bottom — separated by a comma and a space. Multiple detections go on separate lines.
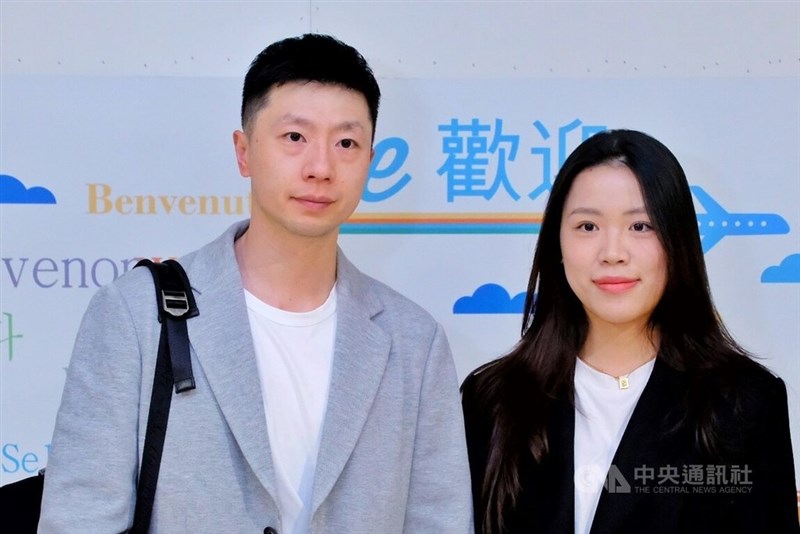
233, 130, 250, 177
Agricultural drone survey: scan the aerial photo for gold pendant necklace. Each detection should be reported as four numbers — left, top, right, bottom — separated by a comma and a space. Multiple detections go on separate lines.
616, 375, 630, 390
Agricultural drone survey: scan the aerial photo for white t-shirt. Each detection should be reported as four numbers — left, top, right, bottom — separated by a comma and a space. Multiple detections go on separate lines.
573, 357, 656, 534
245, 287, 337, 534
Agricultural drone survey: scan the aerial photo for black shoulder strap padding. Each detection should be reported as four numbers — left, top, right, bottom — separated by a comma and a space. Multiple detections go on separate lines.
129, 258, 198, 534
160, 259, 198, 394
134, 259, 198, 393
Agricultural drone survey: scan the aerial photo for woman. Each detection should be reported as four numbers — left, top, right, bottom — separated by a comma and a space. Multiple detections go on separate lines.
461, 129, 798, 534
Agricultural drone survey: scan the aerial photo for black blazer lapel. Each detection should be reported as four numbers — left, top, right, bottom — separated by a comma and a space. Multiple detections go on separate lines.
590, 358, 690, 534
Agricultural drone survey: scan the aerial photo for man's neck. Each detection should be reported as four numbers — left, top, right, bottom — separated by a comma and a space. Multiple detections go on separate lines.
234, 226, 338, 312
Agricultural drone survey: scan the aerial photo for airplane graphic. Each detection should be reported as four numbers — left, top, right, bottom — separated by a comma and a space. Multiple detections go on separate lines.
341, 187, 789, 254
691, 186, 790, 253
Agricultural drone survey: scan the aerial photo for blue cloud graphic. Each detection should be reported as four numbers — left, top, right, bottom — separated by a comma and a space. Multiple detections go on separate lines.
0, 174, 56, 204
761, 253, 800, 284
453, 283, 526, 314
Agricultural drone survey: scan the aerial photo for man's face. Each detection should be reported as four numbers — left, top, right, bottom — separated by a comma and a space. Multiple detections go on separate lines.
233, 81, 373, 245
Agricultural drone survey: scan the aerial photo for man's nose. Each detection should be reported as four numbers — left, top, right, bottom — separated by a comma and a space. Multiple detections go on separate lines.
303, 142, 334, 181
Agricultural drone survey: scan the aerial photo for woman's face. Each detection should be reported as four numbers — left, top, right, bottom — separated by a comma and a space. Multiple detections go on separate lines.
559, 162, 668, 332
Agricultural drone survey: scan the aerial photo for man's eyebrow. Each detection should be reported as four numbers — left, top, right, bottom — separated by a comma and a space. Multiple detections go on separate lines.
274, 114, 366, 131
335, 120, 366, 133
274, 113, 312, 128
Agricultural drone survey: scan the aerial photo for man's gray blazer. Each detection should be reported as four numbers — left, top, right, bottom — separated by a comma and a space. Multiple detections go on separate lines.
39, 220, 473, 533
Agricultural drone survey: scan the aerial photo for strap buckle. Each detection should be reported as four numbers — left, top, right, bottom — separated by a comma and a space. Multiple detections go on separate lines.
161, 289, 190, 317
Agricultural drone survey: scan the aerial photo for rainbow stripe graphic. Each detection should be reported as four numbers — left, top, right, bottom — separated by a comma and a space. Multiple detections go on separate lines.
341, 213, 544, 234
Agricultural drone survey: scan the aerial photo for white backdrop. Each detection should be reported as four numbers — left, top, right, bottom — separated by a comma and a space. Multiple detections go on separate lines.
1, 1, 798, 502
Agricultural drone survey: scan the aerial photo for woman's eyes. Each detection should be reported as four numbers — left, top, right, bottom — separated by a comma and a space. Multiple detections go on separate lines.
574, 221, 652, 232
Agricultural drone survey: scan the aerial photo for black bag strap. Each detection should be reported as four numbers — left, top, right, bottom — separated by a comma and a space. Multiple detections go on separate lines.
129, 259, 198, 534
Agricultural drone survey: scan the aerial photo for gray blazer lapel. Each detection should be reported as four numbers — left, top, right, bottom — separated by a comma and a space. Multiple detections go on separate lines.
311, 250, 392, 510
182, 221, 278, 502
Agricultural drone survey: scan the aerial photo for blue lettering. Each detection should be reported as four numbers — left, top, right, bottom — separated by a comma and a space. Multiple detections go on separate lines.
364, 137, 412, 202
2, 443, 20, 473
2, 443, 48, 474
21, 452, 39, 473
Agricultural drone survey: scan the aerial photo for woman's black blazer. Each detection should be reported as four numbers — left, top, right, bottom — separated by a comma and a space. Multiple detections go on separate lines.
461, 357, 799, 533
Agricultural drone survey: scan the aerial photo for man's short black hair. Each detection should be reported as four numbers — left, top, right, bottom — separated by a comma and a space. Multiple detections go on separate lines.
241, 33, 381, 137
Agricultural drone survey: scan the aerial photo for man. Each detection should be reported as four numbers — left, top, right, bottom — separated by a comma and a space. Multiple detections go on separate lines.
39, 34, 472, 533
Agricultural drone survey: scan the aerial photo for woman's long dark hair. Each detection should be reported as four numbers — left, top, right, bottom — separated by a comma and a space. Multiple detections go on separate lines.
472, 129, 756, 533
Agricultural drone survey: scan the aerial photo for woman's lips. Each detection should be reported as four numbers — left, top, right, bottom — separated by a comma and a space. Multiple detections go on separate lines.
594, 277, 639, 293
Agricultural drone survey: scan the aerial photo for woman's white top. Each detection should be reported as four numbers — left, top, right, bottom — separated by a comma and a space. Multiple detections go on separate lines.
245, 286, 337, 534
573, 357, 656, 534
